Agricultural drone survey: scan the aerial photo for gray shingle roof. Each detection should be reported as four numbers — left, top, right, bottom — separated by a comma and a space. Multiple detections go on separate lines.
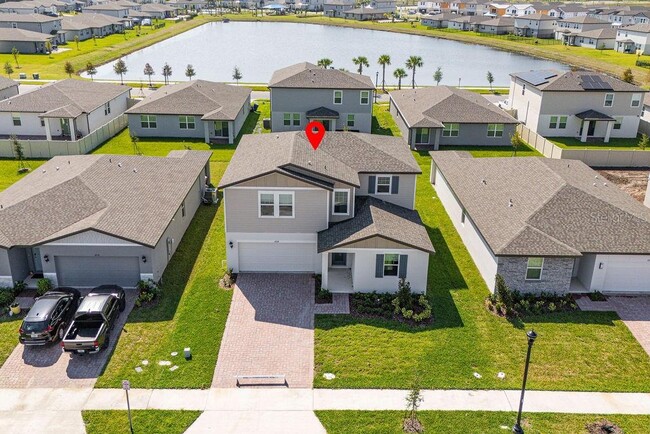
0, 13, 61, 23
83, 4, 130, 11
480, 17, 515, 27
269, 62, 374, 89
62, 13, 123, 31
622, 23, 650, 33
0, 76, 17, 92
305, 106, 339, 118
390, 86, 518, 129
219, 131, 421, 189
511, 70, 644, 92
431, 152, 650, 256
125, 80, 250, 121
576, 27, 617, 39
575, 109, 615, 121
0, 151, 211, 248
0, 79, 130, 115
318, 197, 435, 253
0, 28, 53, 42
561, 15, 608, 24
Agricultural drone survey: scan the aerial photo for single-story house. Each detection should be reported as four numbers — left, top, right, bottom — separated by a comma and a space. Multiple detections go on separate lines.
140, 3, 178, 19
420, 12, 456, 28
431, 151, 650, 294
219, 131, 434, 293
82, 3, 130, 18
447, 15, 492, 31
0, 150, 212, 288
0, 76, 18, 100
0, 28, 56, 54
0, 79, 130, 141
126, 80, 251, 144
389, 86, 519, 149
570, 27, 617, 49
476, 16, 515, 35
61, 13, 124, 41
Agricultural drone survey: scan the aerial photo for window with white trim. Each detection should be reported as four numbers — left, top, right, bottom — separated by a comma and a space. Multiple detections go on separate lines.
604, 93, 614, 107
525, 257, 544, 280
11, 113, 20, 126
376, 175, 391, 194
333, 90, 343, 104
613, 116, 622, 130
360, 90, 370, 105
179, 115, 195, 130
383, 254, 399, 277
104, 102, 111, 115
347, 114, 355, 128
283, 113, 300, 126
549, 115, 567, 129
333, 189, 349, 215
487, 123, 504, 137
258, 191, 294, 218
442, 123, 459, 137
140, 115, 156, 129
415, 128, 429, 144
631, 93, 642, 107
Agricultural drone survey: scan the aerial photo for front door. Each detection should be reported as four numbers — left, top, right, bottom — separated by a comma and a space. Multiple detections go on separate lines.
60, 118, 70, 137
31, 247, 43, 274
587, 121, 596, 136
314, 119, 332, 131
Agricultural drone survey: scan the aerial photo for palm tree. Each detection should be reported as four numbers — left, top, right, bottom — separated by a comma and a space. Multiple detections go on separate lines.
113, 58, 127, 85
185, 64, 196, 80
352, 56, 369, 75
86, 62, 97, 81
162, 63, 172, 85
44, 40, 52, 57
143, 63, 154, 87
377, 54, 390, 92
393, 68, 407, 90
317, 58, 333, 69
405, 55, 423, 89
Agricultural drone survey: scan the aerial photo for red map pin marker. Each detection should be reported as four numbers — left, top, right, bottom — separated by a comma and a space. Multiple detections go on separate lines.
305, 121, 325, 150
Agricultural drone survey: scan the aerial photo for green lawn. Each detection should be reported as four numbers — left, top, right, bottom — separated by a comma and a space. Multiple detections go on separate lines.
0, 315, 23, 367
550, 136, 649, 151
83, 410, 200, 434
372, 103, 401, 136
0, 159, 44, 191
439, 144, 541, 158
313, 153, 650, 392
316, 411, 650, 434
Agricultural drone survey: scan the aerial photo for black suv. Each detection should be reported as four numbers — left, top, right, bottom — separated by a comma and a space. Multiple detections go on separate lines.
19, 288, 81, 346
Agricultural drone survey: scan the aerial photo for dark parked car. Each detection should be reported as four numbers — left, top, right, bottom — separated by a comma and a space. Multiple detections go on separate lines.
61, 285, 126, 355
19, 288, 81, 345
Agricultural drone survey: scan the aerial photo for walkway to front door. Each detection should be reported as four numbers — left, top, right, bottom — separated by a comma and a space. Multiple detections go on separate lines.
212, 274, 315, 388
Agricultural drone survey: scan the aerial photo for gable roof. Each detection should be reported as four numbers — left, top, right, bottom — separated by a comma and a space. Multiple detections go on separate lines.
389, 86, 518, 128
0, 27, 53, 42
560, 15, 608, 24
622, 23, 650, 34
269, 62, 374, 89
62, 13, 124, 30
318, 197, 435, 253
125, 80, 250, 120
219, 131, 421, 189
431, 152, 650, 256
510, 69, 643, 92
480, 16, 515, 26
0, 151, 211, 249
0, 13, 61, 23
0, 79, 130, 115
0, 76, 17, 92
83, 3, 130, 11
576, 27, 617, 39
515, 13, 556, 21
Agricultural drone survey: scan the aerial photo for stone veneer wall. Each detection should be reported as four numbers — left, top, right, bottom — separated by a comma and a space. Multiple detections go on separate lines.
496, 256, 574, 294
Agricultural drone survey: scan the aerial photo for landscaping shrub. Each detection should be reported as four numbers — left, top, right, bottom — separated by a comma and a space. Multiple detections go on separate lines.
585, 419, 623, 434
135, 279, 161, 307
315, 287, 333, 304
0, 288, 15, 310
36, 278, 52, 297
219, 268, 236, 289
588, 291, 607, 302
13, 280, 26, 296
351, 279, 433, 325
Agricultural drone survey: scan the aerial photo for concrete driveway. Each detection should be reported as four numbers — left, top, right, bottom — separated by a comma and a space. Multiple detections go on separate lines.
212, 274, 315, 388
0, 291, 136, 388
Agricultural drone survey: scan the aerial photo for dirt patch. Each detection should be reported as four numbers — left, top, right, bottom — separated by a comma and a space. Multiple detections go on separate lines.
598, 169, 649, 203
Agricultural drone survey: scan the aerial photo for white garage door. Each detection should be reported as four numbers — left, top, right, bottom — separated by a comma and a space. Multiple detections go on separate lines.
55, 256, 141, 288
602, 256, 650, 292
238, 242, 317, 272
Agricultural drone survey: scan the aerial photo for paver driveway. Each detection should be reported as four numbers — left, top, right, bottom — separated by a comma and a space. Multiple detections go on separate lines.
608, 296, 650, 356
212, 273, 314, 388
0, 290, 136, 388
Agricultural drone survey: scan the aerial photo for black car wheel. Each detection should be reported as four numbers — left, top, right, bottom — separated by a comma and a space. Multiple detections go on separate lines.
102, 336, 110, 350
119, 299, 126, 312
56, 324, 65, 342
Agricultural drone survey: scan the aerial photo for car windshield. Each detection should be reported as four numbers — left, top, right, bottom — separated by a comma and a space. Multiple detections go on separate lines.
22, 320, 47, 333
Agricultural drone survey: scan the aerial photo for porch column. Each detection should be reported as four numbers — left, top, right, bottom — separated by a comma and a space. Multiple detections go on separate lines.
434, 128, 441, 151
69, 117, 76, 141
321, 254, 329, 288
604, 120, 613, 143
580, 120, 589, 142
44, 118, 52, 141
204, 121, 210, 144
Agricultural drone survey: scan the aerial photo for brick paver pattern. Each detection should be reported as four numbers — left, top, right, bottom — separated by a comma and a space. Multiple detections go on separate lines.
0, 291, 137, 388
314, 293, 350, 315
212, 273, 315, 388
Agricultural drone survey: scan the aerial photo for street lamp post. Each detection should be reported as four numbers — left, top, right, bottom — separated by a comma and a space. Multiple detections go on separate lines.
513, 330, 537, 434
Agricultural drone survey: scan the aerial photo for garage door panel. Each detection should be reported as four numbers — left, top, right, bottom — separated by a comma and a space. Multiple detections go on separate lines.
239, 242, 316, 272
603, 257, 650, 292
55, 256, 140, 288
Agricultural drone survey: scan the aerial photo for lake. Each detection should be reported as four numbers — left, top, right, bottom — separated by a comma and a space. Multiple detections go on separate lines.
89, 21, 568, 86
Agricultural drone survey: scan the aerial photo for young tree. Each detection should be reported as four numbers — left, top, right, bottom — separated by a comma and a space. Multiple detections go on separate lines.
622, 68, 635, 83
232, 65, 242, 84
143, 63, 155, 87
639, 133, 649, 150
510, 129, 525, 156
162, 62, 172, 85
73, 35, 79, 51
404, 376, 424, 433
352, 56, 369, 74
113, 58, 128, 85
11, 47, 19, 68
86, 62, 97, 81
44, 40, 52, 57
131, 134, 141, 155
92, 34, 97, 46
4, 61, 13, 78
393, 68, 407, 90
377, 54, 391, 91
433, 66, 443, 86
12, 135, 26, 172
405, 55, 423, 89
185, 64, 196, 80
486, 70, 494, 90
317, 58, 333, 69
64, 61, 74, 78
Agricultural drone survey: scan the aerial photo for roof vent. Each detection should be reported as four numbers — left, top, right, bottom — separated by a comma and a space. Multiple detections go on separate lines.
308, 160, 312, 166
276, 135, 279, 139
42, 169, 46, 173
603, 182, 608, 186
56, 166, 59, 171
133, 168, 137, 173
109, 158, 112, 163
117, 163, 122, 168
508, 199, 513, 207
481, 179, 487, 185
593, 183, 597, 186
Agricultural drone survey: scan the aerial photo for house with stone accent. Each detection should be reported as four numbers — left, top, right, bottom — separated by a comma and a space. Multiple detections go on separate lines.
431, 151, 650, 294
508, 70, 645, 143
219, 131, 434, 293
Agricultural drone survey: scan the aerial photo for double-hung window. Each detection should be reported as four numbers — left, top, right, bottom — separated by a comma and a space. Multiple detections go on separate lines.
415, 128, 429, 144
487, 123, 504, 137
525, 257, 544, 280
258, 191, 294, 218
442, 123, 459, 137
347, 114, 355, 128
383, 254, 399, 277
631, 93, 642, 107
283, 113, 300, 126
604, 93, 614, 107
549, 116, 567, 129
104, 102, 111, 115
140, 115, 156, 129
333, 90, 343, 104
360, 90, 370, 105
376, 175, 392, 194
613, 117, 623, 130
11, 113, 21, 126
333, 189, 349, 215
179, 115, 195, 130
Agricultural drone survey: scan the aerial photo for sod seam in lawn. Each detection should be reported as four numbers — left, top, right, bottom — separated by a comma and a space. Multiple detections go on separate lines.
83, 410, 200, 434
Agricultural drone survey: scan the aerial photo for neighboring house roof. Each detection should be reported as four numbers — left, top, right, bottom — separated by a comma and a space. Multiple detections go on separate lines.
449, 15, 491, 23
559, 5, 589, 13
141, 3, 176, 12
480, 17, 515, 26
0, 27, 53, 42
510, 70, 644, 92
0, 1, 41, 10
0, 13, 61, 23
0, 79, 130, 115
125, 80, 250, 121
318, 197, 435, 253
344, 7, 394, 15
431, 152, 650, 257
62, 13, 124, 30
389, 86, 518, 129
219, 131, 421, 189
422, 12, 457, 20
0, 76, 18, 92
561, 15, 608, 24
269, 62, 374, 89
0, 151, 212, 249
576, 27, 617, 39
621, 23, 650, 33
83, 3, 129, 11
515, 13, 555, 21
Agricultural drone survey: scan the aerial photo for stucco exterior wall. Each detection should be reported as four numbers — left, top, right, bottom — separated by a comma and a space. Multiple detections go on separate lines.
496, 256, 574, 294
357, 173, 417, 209
128, 114, 206, 139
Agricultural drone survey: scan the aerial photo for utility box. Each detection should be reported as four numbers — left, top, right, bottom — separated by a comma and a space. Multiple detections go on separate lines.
263, 118, 271, 130
32, 73, 39, 80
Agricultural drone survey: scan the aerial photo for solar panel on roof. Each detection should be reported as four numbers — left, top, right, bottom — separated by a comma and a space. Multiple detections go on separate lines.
518, 70, 557, 86
580, 74, 613, 91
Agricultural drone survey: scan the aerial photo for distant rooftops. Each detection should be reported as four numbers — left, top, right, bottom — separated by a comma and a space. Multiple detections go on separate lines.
269, 62, 374, 89
510, 70, 643, 92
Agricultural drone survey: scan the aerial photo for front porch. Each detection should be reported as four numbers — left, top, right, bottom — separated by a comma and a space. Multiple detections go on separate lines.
322, 252, 355, 293
576, 110, 616, 143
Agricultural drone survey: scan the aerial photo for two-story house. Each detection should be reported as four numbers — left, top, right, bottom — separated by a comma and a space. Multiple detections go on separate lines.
323, 0, 355, 17
218, 131, 434, 293
548, 5, 588, 19
0, 14, 64, 44
554, 16, 611, 44
615, 23, 650, 54
514, 14, 556, 38
508, 70, 645, 142
269, 62, 375, 133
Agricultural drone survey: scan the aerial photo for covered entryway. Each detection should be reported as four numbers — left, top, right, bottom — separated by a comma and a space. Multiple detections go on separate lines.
55, 256, 140, 287
238, 242, 317, 272
602, 256, 650, 292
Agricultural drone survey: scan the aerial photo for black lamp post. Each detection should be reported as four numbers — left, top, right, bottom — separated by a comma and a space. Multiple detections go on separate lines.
513, 330, 537, 434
